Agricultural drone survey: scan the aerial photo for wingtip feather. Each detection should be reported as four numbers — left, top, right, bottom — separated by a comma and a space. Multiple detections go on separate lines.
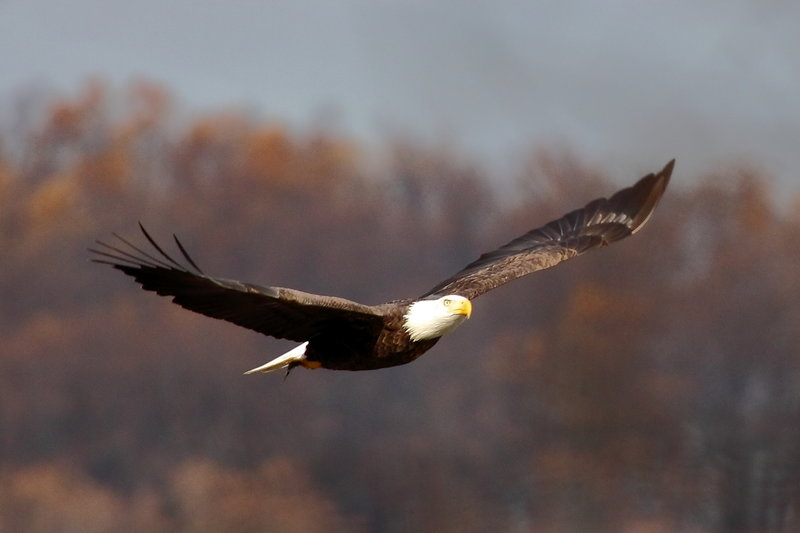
629, 158, 674, 234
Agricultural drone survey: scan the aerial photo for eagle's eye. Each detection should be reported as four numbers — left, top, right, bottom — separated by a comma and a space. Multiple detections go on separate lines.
443, 298, 452, 306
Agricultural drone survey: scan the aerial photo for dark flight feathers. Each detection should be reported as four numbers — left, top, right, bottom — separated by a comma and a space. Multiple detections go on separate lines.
91, 159, 673, 347
90, 224, 383, 342
421, 159, 673, 299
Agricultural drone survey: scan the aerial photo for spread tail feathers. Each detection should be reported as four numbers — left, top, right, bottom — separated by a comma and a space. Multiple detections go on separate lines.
244, 342, 309, 374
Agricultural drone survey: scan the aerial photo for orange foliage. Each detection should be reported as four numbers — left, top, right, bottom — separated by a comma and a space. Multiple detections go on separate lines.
168, 458, 359, 532
1, 81, 799, 532
0, 463, 159, 533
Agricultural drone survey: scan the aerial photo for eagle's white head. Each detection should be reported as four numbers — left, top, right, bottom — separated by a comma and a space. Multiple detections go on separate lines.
403, 295, 472, 342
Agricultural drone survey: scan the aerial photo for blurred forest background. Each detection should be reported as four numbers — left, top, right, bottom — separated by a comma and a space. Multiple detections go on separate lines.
1, 82, 799, 532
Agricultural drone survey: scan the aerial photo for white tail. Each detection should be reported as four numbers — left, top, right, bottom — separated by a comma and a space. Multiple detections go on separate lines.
244, 342, 309, 374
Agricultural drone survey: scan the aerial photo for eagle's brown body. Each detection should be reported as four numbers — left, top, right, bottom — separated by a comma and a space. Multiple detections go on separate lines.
91, 160, 674, 373
307, 302, 439, 370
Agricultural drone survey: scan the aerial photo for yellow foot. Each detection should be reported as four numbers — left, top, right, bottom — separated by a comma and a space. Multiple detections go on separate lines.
300, 360, 322, 369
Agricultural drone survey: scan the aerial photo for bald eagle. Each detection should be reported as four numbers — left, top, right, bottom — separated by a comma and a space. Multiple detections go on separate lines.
91, 160, 673, 374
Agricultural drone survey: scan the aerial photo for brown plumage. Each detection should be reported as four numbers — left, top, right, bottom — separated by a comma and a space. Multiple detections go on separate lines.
91, 160, 673, 373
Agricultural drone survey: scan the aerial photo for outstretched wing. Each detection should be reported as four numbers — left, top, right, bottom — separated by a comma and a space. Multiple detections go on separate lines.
90, 224, 385, 342
422, 160, 674, 300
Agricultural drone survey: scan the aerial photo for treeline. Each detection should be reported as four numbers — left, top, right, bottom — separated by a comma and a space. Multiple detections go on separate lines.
1, 82, 799, 532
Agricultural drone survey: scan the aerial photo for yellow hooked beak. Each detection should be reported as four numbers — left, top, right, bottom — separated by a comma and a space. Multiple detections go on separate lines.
451, 299, 472, 318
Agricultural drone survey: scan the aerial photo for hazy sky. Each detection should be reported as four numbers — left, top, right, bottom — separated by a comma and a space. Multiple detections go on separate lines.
1, 0, 798, 187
